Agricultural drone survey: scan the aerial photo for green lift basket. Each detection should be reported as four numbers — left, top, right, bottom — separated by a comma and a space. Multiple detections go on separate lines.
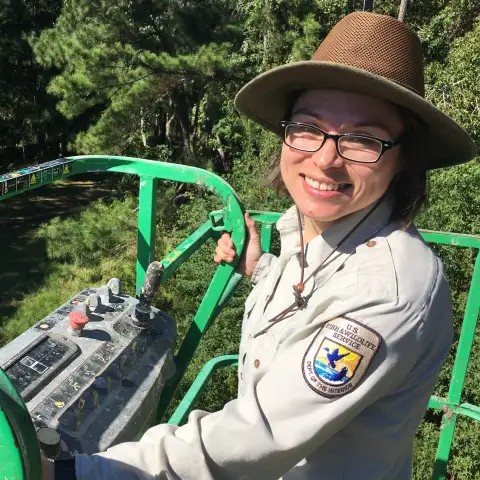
0, 156, 479, 480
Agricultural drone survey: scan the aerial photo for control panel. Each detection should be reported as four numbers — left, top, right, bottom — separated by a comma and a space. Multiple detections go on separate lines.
0, 276, 176, 458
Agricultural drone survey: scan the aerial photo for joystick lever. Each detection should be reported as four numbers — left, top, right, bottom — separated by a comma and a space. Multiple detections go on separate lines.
132, 261, 164, 327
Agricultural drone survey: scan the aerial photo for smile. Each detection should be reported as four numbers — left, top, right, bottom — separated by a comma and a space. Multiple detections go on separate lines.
303, 175, 350, 191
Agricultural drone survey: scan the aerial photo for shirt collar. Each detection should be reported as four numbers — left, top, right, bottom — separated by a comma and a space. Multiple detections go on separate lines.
276, 193, 394, 264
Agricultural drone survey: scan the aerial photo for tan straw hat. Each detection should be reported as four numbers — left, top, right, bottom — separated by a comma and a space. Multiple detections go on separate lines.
234, 11, 476, 169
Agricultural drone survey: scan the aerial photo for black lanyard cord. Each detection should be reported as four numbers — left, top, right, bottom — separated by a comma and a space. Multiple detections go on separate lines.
253, 198, 384, 339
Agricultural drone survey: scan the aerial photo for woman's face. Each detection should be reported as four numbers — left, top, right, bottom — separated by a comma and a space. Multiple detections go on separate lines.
280, 89, 403, 228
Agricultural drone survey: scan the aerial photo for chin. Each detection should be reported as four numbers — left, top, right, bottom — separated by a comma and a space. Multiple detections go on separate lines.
296, 201, 346, 224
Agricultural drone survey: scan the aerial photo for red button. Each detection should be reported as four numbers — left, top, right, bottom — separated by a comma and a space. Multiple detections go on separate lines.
69, 311, 89, 330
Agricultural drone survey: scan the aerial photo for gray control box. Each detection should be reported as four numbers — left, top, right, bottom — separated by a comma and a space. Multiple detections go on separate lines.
0, 281, 176, 457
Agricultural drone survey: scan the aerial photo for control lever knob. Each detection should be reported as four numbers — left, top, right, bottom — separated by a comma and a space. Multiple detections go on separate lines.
139, 262, 164, 306
132, 261, 164, 328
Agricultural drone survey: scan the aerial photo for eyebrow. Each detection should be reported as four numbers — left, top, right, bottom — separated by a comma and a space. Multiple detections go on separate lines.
291, 109, 393, 134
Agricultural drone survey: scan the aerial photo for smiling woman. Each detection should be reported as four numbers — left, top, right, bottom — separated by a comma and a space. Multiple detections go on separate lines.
279, 89, 404, 236
267, 90, 427, 237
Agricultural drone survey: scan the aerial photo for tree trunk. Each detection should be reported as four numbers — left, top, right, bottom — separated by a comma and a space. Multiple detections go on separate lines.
140, 108, 147, 147
398, 0, 408, 22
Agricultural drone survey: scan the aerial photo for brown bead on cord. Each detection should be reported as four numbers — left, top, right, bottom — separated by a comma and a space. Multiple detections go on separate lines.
294, 283, 305, 294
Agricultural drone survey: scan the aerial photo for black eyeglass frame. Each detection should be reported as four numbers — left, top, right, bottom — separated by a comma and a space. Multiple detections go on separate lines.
279, 121, 402, 164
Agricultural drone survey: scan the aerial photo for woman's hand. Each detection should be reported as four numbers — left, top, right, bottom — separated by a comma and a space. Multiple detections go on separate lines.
214, 213, 263, 277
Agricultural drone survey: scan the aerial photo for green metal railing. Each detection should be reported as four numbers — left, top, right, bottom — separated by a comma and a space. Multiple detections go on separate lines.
0, 156, 479, 480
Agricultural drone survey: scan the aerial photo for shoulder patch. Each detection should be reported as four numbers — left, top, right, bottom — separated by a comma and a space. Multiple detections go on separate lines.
302, 317, 382, 398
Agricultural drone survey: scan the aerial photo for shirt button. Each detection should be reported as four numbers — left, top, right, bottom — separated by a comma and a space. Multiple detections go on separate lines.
366, 240, 377, 247
254, 359, 260, 368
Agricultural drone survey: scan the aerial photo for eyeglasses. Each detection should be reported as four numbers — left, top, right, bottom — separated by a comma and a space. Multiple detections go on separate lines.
280, 121, 401, 164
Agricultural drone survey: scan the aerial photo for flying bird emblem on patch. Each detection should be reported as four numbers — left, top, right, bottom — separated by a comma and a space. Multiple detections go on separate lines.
302, 317, 382, 398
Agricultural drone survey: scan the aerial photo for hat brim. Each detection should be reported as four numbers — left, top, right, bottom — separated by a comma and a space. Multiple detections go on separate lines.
234, 61, 476, 169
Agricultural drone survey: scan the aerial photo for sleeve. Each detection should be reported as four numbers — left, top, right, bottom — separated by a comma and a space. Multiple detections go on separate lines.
54, 458, 77, 480
251, 253, 278, 285
75, 260, 451, 480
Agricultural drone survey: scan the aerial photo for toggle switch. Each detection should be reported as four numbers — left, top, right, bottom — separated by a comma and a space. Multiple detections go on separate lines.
75, 398, 85, 432
85, 293, 101, 313
108, 362, 123, 380
106, 362, 123, 392
73, 302, 89, 315
107, 278, 122, 295
92, 376, 108, 392
97, 285, 113, 305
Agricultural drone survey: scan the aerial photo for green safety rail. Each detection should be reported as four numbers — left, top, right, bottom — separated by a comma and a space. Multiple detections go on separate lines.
0, 156, 478, 480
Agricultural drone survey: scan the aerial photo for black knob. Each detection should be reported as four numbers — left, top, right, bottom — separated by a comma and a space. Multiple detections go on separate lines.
37, 427, 61, 458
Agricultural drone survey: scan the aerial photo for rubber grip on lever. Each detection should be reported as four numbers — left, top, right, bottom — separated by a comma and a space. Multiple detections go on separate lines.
139, 261, 164, 306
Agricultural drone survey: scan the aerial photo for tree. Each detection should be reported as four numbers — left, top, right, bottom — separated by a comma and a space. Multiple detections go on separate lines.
32, 0, 249, 173
0, 0, 66, 168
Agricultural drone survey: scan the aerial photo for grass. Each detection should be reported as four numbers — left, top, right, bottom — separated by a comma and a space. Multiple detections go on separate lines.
0, 175, 119, 344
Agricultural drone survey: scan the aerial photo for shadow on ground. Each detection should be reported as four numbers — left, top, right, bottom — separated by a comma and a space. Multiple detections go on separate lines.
0, 173, 117, 322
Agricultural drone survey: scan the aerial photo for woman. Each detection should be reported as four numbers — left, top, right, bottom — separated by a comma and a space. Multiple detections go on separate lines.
47, 11, 476, 480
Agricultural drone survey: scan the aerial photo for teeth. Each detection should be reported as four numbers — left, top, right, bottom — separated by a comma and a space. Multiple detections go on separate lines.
305, 176, 343, 191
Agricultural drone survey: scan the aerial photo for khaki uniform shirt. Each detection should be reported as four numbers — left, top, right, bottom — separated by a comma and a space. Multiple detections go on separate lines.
76, 195, 453, 479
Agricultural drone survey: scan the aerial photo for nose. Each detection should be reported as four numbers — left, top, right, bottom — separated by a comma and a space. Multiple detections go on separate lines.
312, 138, 344, 169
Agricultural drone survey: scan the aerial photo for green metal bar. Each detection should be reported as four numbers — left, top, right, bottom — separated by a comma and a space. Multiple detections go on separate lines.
136, 176, 158, 296
420, 230, 480, 249
260, 223, 274, 253
0, 368, 41, 480
432, 415, 458, 480
155, 262, 239, 423
248, 211, 276, 254
428, 396, 480, 423
248, 211, 282, 224
160, 220, 215, 283
431, 252, 480, 479
2, 157, 480, 478
446, 254, 480, 403
211, 272, 244, 322
0, 160, 74, 201
168, 355, 239, 426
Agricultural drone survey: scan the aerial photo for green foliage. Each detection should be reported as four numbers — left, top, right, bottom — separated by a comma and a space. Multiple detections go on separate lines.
31, 0, 248, 165
36, 197, 138, 265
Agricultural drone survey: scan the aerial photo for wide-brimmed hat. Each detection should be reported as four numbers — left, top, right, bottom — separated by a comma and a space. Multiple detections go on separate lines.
234, 11, 476, 169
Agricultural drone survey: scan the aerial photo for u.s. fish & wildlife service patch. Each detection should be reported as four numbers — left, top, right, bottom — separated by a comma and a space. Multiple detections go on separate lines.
302, 317, 381, 398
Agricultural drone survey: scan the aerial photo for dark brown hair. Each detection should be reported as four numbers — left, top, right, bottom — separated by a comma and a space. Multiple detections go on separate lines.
263, 101, 428, 228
